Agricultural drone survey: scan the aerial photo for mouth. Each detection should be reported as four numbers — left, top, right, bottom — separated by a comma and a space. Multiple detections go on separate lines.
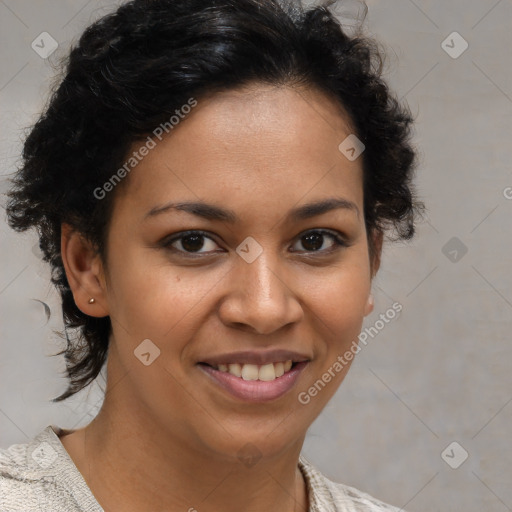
200, 360, 296, 381
197, 359, 309, 402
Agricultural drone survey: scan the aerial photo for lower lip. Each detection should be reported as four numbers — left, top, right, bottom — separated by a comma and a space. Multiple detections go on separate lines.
198, 362, 308, 403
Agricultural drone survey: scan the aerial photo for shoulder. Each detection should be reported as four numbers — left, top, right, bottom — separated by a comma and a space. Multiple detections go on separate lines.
0, 425, 99, 512
298, 455, 406, 512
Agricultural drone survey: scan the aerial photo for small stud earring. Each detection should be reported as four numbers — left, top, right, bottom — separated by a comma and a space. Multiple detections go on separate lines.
368, 294, 374, 307
88, 298, 96, 304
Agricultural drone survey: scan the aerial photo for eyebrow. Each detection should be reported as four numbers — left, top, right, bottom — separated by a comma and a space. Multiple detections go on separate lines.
144, 197, 360, 223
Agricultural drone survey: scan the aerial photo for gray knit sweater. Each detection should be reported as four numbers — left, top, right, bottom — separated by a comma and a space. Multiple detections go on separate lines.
0, 425, 405, 511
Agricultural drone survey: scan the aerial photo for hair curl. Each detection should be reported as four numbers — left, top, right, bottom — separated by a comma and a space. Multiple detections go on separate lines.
5, 0, 425, 402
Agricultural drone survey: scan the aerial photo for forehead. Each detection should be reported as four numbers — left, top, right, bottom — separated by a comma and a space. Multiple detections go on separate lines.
114, 84, 364, 221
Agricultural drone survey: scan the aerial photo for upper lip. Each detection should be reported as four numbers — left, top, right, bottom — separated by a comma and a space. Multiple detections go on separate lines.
199, 349, 310, 367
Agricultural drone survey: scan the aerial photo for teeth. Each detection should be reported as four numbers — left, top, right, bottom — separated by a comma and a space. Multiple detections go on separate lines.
228, 363, 242, 377
258, 363, 276, 381
213, 360, 294, 381
241, 364, 259, 381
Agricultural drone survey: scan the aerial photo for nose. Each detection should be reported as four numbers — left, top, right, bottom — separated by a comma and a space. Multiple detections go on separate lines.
218, 249, 304, 335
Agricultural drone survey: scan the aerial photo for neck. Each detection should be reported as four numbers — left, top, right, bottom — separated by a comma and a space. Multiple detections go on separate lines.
59, 382, 309, 512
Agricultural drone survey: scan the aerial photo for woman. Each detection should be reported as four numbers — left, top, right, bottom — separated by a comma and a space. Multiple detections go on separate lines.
1, 0, 424, 510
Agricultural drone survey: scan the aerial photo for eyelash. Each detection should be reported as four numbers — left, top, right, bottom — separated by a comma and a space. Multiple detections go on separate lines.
161, 229, 349, 258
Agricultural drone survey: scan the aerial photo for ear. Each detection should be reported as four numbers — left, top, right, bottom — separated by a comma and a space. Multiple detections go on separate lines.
364, 229, 384, 317
61, 223, 109, 317
369, 229, 384, 278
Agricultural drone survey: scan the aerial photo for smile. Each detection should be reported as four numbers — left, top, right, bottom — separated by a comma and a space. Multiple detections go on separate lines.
198, 361, 309, 402
211, 360, 293, 381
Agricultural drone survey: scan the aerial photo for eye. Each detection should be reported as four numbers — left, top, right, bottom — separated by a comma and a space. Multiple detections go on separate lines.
163, 230, 220, 256
290, 229, 348, 254
162, 229, 348, 257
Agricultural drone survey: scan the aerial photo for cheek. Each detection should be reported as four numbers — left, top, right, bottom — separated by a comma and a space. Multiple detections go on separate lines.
315, 281, 368, 357
105, 248, 221, 341
303, 259, 371, 319
105, 228, 371, 340
315, 275, 368, 312
301, 256, 371, 356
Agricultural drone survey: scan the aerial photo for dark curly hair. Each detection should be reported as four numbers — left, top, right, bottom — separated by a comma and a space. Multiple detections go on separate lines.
5, 0, 425, 402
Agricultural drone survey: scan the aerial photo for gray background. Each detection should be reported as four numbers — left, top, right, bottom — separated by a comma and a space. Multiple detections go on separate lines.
1, 1, 511, 510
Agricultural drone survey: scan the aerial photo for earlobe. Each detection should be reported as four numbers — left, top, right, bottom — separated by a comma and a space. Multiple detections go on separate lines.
60, 223, 109, 318
364, 230, 382, 317
364, 293, 374, 317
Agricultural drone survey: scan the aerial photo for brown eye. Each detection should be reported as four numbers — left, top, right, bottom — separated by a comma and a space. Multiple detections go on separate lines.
179, 234, 208, 252
162, 229, 348, 258
164, 231, 221, 255
291, 230, 348, 254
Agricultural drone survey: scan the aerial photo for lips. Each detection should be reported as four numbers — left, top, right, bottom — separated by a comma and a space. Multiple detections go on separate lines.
197, 349, 310, 402
198, 361, 308, 402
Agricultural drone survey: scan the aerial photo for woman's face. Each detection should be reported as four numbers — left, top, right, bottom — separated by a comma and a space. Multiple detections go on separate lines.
96, 84, 379, 460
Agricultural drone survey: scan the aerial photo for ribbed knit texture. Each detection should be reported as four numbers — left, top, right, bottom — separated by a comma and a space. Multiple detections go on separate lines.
0, 425, 405, 511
